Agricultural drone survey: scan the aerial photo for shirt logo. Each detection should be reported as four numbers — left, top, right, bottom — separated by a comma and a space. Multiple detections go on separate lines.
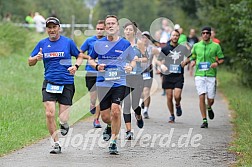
115, 50, 123, 53
47, 45, 51, 47
105, 45, 109, 48
44, 52, 64, 58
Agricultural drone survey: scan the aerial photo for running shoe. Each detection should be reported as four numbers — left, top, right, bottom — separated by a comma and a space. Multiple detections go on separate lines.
200, 122, 208, 128
168, 115, 175, 123
93, 119, 102, 128
90, 107, 96, 115
125, 131, 133, 140
103, 125, 111, 141
135, 114, 144, 128
207, 107, 214, 120
50, 143, 61, 154
60, 123, 69, 136
109, 142, 118, 155
176, 105, 182, 117
143, 111, 149, 119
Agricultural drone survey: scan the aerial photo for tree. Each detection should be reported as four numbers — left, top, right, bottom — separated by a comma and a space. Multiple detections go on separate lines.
118, 0, 158, 31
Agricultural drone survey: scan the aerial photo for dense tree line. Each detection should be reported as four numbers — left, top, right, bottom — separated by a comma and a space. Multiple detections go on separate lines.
0, 0, 251, 86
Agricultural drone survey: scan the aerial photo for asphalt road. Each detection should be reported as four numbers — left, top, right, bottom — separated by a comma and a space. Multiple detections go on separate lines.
0, 71, 236, 167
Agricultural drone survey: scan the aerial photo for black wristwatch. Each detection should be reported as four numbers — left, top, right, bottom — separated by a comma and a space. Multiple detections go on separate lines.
75, 64, 79, 70
95, 64, 99, 71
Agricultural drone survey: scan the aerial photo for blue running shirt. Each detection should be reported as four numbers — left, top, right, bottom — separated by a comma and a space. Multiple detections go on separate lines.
30, 36, 80, 85
90, 37, 135, 87
80, 35, 98, 72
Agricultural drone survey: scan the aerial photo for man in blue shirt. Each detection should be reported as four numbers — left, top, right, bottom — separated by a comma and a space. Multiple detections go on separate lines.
28, 17, 84, 154
89, 15, 136, 154
80, 20, 105, 128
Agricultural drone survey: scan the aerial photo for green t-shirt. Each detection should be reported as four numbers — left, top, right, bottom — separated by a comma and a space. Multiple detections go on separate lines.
178, 34, 187, 44
190, 40, 224, 77
25, 16, 35, 24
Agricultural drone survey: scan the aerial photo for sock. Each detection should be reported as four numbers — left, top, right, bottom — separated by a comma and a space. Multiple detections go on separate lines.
110, 139, 116, 144
171, 114, 175, 117
59, 120, 65, 125
206, 105, 211, 109
203, 118, 207, 123
144, 107, 148, 113
55, 141, 61, 146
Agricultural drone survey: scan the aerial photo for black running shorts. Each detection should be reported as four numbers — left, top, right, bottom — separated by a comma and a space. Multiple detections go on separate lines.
162, 75, 184, 89
97, 86, 126, 111
42, 80, 75, 105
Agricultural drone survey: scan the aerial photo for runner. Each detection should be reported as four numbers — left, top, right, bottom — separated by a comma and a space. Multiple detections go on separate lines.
156, 30, 190, 123
140, 31, 160, 119
88, 15, 136, 154
28, 17, 84, 154
80, 20, 105, 128
190, 26, 224, 128
123, 22, 147, 140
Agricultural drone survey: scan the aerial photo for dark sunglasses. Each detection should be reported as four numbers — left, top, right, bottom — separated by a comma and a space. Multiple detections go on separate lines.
96, 28, 104, 30
202, 31, 211, 35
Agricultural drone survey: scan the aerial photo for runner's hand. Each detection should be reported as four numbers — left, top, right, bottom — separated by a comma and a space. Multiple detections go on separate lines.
190, 60, 196, 67
68, 66, 77, 75
124, 64, 133, 73
210, 62, 218, 68
97, 64, 106, 72
36, 48, 43, 61
160, 64, 168, 72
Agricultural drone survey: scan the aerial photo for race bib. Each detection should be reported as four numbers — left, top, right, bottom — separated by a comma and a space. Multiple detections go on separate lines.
142, 72, 151, 80
46, 83, 64, 94
105, 68, 120, 80
169, 64, 181, 73
198, 62, 210, 71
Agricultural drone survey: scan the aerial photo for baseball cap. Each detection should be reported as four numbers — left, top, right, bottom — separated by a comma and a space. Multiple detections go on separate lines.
201, 26, 211, 32
142, 31, 151, 39
46, 17, 60, 27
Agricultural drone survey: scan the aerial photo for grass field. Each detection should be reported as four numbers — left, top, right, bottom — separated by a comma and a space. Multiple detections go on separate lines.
217, 68, 252, 166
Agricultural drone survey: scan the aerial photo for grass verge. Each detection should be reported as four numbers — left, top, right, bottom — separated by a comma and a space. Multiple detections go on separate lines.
217, 68, 252, 166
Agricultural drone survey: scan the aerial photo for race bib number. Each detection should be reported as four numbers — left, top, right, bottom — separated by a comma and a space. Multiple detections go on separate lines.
46, 83, 64, 94
198, 62, 210, 71
105, 68, 120, 80
169, 64, 181, 73
143, 72, 151, 80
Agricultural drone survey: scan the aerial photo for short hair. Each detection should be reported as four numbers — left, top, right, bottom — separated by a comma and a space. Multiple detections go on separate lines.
123, 21, 138, 34
171, 29, 180, 36
97, 20, 105, 25
105, 15, 118, 23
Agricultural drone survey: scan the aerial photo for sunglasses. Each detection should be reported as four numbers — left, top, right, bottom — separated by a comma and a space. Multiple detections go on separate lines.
202, 31, 211, 35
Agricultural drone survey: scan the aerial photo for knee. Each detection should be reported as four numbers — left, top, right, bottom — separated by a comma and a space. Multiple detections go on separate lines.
45, 110, 54, 120
111, 105, 121, 119
167, 94, 173, 101
174, 95, 181, 101
100, 113, 109, 122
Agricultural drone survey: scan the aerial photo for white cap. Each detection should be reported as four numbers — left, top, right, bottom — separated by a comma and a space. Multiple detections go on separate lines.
174, 24, 180, 30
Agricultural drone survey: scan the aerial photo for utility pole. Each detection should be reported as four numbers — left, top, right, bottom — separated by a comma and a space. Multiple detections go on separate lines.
84, 0, 99, 30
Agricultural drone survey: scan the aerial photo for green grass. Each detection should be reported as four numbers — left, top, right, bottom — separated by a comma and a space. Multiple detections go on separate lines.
217, 68, 252, 166
0, 25, 90, 156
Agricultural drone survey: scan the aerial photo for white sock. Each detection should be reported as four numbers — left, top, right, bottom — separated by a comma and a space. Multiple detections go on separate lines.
55, 141, 61, 146
144, 107, 148, 113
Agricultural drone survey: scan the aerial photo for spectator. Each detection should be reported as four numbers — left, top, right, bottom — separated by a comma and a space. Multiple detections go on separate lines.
33, 12, 46, 34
